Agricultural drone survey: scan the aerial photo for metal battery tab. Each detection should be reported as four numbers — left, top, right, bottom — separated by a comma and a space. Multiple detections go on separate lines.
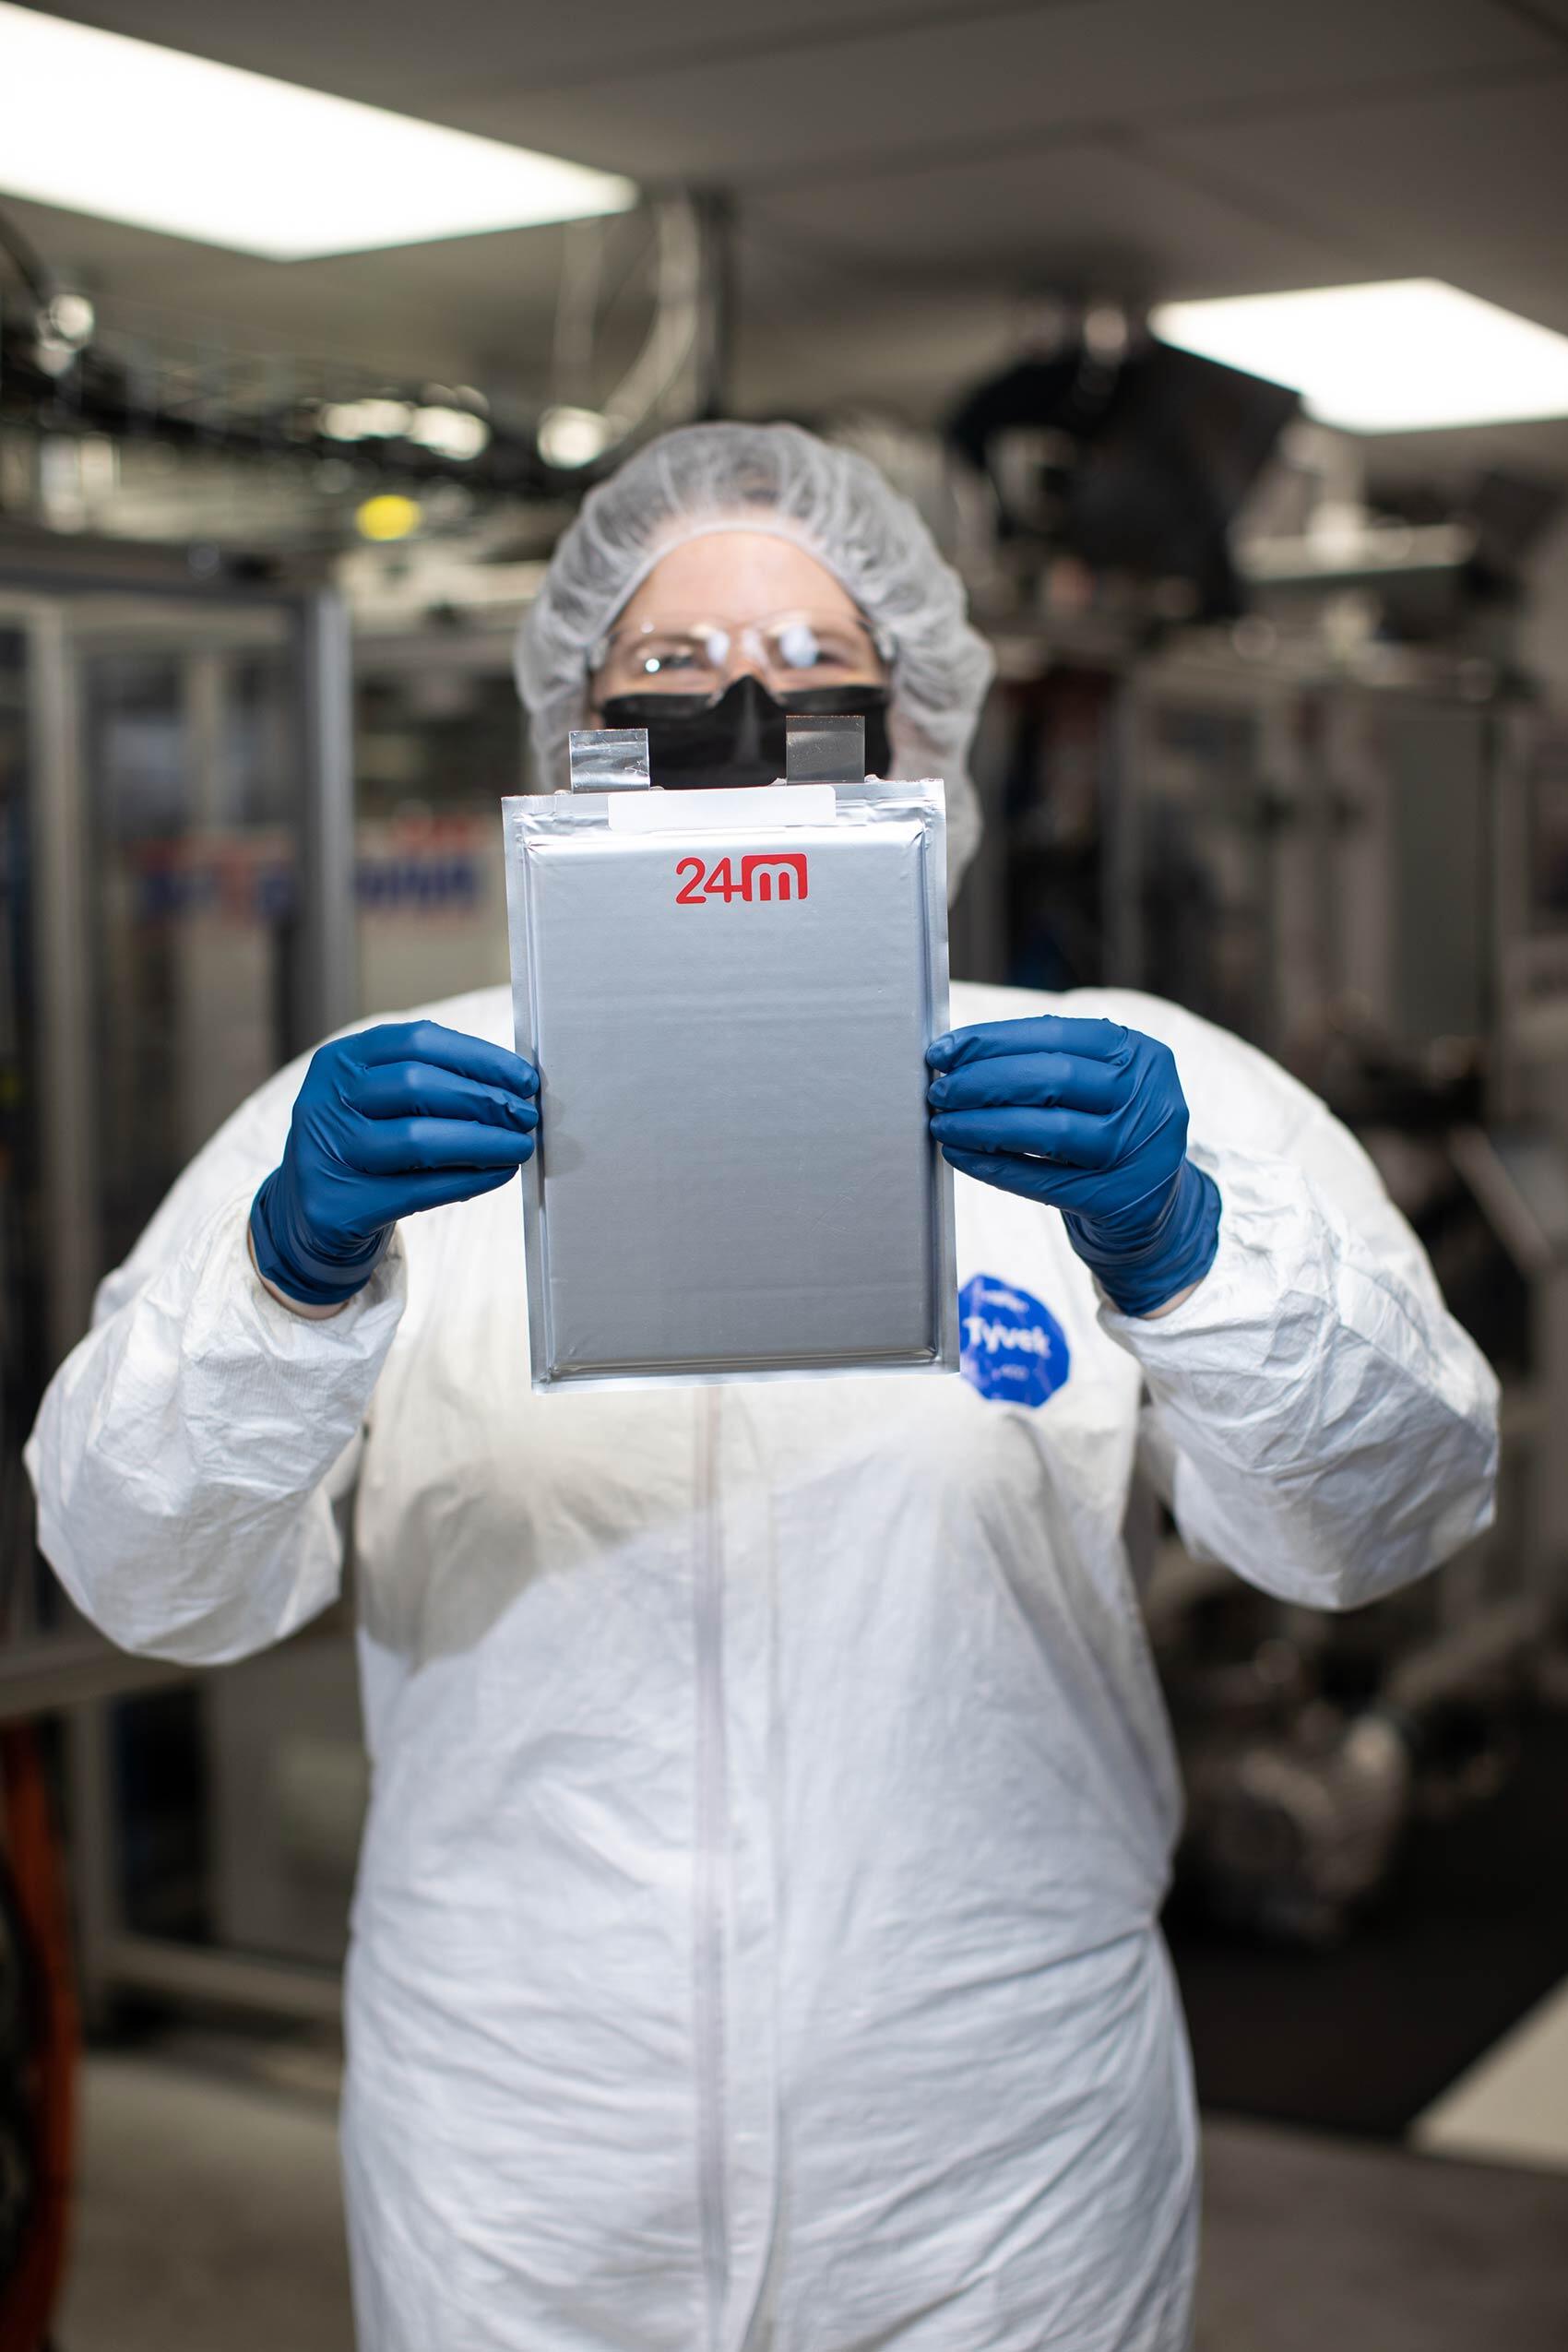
786, 711, 866, 784
568, 727, 651, 790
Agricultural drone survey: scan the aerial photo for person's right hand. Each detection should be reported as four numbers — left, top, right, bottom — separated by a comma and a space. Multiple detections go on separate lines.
249, 1020, 539, 1307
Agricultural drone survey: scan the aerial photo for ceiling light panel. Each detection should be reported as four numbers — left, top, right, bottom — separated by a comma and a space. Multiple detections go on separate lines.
0, 3, 636, 259
1153, 279, 1568, 434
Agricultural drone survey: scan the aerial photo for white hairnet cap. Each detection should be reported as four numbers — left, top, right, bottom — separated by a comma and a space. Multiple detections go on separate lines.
514, 421, 995, 888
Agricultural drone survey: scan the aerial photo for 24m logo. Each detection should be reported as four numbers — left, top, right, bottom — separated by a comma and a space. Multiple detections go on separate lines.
675, 853, 808, 906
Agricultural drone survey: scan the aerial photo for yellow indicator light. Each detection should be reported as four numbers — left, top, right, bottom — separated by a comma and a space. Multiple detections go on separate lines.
357, 494, 422, 542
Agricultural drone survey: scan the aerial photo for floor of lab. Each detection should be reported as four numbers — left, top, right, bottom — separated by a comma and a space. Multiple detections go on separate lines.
53, 2030, 1568, 2352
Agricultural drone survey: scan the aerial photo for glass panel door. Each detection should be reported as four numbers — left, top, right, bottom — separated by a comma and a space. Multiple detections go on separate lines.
0, 570, 356, 2006
70, 599, 301, 1272
0, 613, 49, 1640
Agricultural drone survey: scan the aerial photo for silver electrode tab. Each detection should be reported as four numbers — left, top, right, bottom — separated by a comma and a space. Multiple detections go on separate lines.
786, 711, 866, 784
502, 774, 956, 1391
568, 727, 651, 790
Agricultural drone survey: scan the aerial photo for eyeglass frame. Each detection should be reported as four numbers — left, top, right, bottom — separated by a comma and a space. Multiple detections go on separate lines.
586, 606, 897, 707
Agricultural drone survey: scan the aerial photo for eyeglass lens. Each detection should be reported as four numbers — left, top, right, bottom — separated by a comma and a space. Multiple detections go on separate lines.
595, 611, 887, 699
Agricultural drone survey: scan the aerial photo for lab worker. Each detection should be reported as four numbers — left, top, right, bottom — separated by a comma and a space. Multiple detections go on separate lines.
29, 424, 1497, 2352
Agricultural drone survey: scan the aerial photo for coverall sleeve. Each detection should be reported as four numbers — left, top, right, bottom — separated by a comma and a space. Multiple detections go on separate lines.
1095, 996, 1499, 1611
24, 1051, 408, 1667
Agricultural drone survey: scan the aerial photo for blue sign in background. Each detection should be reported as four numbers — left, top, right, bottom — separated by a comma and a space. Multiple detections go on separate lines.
958, 1273, 1072, 1409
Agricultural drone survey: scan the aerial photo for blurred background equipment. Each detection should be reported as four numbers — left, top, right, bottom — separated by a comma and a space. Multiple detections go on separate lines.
947, 297, 1301, 623
1, 1, 1567, 2343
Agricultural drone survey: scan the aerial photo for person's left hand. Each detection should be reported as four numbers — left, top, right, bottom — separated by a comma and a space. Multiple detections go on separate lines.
926, 1015, 1221, 1316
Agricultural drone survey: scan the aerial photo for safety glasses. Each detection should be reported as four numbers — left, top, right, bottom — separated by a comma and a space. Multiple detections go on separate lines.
588, 608, 895, 707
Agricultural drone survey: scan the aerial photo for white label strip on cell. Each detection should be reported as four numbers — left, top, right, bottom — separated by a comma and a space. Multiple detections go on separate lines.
607, 785, 837, 833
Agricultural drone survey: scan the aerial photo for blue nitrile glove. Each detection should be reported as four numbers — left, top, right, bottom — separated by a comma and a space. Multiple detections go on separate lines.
251, 1020, 539, 1307
927, 1016, 1221, 1316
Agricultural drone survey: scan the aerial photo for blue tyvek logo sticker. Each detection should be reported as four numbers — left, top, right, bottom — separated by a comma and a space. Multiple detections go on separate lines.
959, 1274, 1072, 1408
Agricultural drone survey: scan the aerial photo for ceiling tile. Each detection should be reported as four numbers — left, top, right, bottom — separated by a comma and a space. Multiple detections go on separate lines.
0, 192, 571, 384
734, 281, 1019, 416
46, 1, 1562, 136
33, 1, 921, 104
1505, 0, 1568, 31
435, 0, 1560, 184
752, 137, 1356, 293
1146, 77, 1568, 333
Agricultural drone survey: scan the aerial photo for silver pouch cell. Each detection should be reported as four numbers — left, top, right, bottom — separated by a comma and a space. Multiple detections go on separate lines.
502, 753, 957, 1391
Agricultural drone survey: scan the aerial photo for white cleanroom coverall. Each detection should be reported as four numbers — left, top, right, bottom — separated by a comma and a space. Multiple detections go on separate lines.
28, 976, 1496, 2352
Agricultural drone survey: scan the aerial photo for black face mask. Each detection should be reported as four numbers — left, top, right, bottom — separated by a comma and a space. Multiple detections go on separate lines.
598, 671, 893, 791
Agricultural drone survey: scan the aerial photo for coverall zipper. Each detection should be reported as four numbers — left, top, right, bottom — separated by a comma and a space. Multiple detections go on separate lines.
694, 1386, 729, 2351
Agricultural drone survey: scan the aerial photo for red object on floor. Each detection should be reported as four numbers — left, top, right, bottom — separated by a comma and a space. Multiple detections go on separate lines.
0, 1728, 78, 2352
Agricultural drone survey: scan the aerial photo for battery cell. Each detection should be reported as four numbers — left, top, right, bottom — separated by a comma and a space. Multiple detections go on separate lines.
502, 778, 958, 1389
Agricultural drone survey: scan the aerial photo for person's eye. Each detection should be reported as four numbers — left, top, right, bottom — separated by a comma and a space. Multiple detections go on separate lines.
775, 623, 816, 670
778, 624, 864, 674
